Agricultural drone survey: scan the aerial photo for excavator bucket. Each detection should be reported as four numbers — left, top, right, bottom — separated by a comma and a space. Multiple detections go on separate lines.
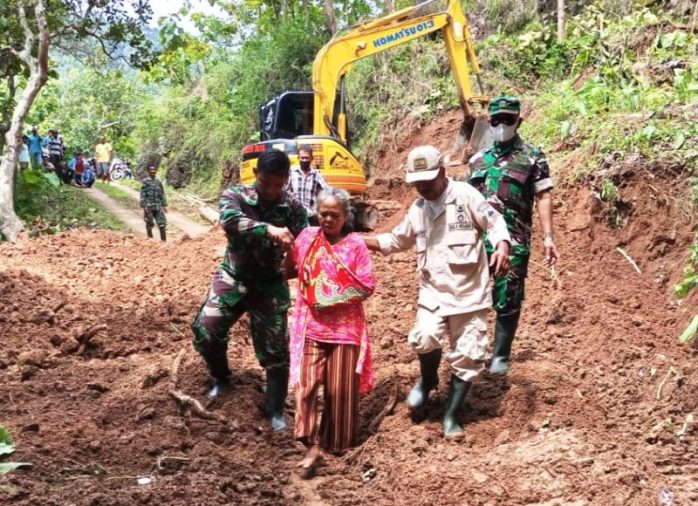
468, 116, 493, 152
452, 112, 492, 164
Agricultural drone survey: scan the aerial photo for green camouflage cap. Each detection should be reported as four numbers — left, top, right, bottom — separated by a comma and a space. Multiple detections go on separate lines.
488, 95, 520, 116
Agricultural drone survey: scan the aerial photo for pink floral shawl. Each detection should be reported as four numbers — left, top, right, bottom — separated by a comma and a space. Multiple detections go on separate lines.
289, 227, 376, 394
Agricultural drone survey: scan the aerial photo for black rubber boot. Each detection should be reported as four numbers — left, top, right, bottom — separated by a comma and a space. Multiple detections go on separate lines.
146, 226, 153, 239
490, 311, 521, 375
159, 226, 166, 242
265, 367, 289, 432
204, 349, 232, 398
406, 349, 442, 409
443, 375, 471, 440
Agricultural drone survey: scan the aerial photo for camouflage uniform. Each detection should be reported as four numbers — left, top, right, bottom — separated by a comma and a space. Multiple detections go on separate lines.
140, 177, 167, 229
191, 184, 308, 377
465, 95, 555, 375
468, 135, 553, 315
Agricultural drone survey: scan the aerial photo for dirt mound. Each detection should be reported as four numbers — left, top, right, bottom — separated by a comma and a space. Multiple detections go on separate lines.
1, 157, 697, 503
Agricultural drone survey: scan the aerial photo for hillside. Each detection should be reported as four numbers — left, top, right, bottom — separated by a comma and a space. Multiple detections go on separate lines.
1, 108, 697, 503
2, 1, 698, 504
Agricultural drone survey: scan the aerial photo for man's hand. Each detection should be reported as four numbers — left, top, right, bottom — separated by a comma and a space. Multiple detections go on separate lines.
362, 236, 380, 252
543, 236, 559, 267
489, 241, 511, 277
267, 225, 294, 249
163, 207, 169, 214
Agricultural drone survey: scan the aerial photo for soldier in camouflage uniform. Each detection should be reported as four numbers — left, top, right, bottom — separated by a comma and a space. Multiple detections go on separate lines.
191, 150, 308, 431
467, 96, 559, 375
140, 165, 168, 241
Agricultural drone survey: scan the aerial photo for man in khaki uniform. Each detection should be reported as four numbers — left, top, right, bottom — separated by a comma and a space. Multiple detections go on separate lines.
364, 145, 511, 439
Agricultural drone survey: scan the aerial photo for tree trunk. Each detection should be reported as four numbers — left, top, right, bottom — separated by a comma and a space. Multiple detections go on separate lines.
323, 0, 337, 35
0, 75, 17, 155
0, 0, 50, 242
557, 0, 565, 40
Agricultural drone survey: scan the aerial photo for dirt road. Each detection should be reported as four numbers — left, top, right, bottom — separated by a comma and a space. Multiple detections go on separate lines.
85, 185, 211, 239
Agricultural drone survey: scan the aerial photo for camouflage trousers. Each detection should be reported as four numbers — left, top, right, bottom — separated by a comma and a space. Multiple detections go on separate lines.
492, 254, 528, 316
191, 269, 290, 370
144, 206, 166, 228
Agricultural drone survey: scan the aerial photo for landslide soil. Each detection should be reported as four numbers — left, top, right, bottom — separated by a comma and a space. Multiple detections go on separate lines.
1, 114, 697, 505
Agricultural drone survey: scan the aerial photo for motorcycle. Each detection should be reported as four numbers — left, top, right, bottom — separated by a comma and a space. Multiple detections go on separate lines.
109, 158, 133, 181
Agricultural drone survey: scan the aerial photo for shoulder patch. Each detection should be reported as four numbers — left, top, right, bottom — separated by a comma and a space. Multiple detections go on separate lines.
477, 201, 497, 218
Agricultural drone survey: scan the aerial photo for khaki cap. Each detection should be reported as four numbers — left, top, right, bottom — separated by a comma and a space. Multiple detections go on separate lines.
405, 145, 443, 183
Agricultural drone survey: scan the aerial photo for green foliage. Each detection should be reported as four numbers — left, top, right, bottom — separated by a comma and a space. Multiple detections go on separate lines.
509, 5, 698, 183
600, 179, 617, 202
678, 314, 698, 343
345, 37, 460, 165
675, 238, 698, 299
15, 169, 128, 235
132, 11, 330, 196
476, 0, 540, 32
0, 425, 31, 475
29, 67, 143, 158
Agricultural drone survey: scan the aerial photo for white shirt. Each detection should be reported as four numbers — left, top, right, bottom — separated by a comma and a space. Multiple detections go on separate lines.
376, 179, 511, 316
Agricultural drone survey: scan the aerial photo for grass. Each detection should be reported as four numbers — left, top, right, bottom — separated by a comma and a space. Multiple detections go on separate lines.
95, 181, 141, 209
15, 182, 128, 236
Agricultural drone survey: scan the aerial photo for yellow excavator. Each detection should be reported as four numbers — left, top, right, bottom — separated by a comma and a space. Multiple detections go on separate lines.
240, 0, 488, 227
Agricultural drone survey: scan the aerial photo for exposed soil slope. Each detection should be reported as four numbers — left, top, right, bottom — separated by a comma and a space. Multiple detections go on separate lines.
1, 115, 696, 505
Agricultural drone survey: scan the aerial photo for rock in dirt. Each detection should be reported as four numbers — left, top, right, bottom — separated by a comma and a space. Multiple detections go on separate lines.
87, 382, 110, 393
59, 340, 80, 355
136, 407, 156, 422
49, 334, 65, 347
21, 423, 40, 433
494, 429, 512, 446
30, 308, 55, 325
17, 349, 47, 368
21, 365, 38, 381
141, 368, 169, 389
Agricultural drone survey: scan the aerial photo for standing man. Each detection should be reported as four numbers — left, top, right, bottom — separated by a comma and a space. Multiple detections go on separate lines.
285, 145, 330, 225
191, 150, 308, 431
18, 135, 30, 170
94, 136, 113, 183
467, 95, 559, 375
140, 164, 168, 241
46, 130, 65, 180
27, 126, 43, 169
363, 145, 511, 439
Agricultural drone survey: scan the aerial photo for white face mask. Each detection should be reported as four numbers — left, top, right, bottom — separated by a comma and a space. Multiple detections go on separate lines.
490, 123, 517, 143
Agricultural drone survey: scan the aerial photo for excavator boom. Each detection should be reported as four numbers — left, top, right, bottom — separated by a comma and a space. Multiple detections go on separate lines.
241, 0, 488, 228
312, 0, 486, 142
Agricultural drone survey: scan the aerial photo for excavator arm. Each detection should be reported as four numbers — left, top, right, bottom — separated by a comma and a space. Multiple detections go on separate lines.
312, 0, 487, 143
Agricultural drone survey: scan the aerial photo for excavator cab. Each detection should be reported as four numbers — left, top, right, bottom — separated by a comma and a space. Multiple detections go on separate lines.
259, 92, 314, 141
259, 91, 348, 143
241, 89, 366, 197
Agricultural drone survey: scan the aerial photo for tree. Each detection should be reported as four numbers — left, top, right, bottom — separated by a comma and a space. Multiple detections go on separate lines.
33, 67, 143, 157
0, 0, 153, 242
557, 0, 565, 40
323, 0, 337, 34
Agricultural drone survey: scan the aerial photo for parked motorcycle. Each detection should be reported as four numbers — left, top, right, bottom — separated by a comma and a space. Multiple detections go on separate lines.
109, 158, 133, 181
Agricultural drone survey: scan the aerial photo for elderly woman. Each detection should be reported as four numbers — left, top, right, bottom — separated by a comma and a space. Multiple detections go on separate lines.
289, 188, 376, 472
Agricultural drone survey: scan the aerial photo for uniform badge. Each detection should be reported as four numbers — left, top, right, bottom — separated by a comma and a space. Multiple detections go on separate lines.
413, 157, 428, 171
448, 204, 471, 230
